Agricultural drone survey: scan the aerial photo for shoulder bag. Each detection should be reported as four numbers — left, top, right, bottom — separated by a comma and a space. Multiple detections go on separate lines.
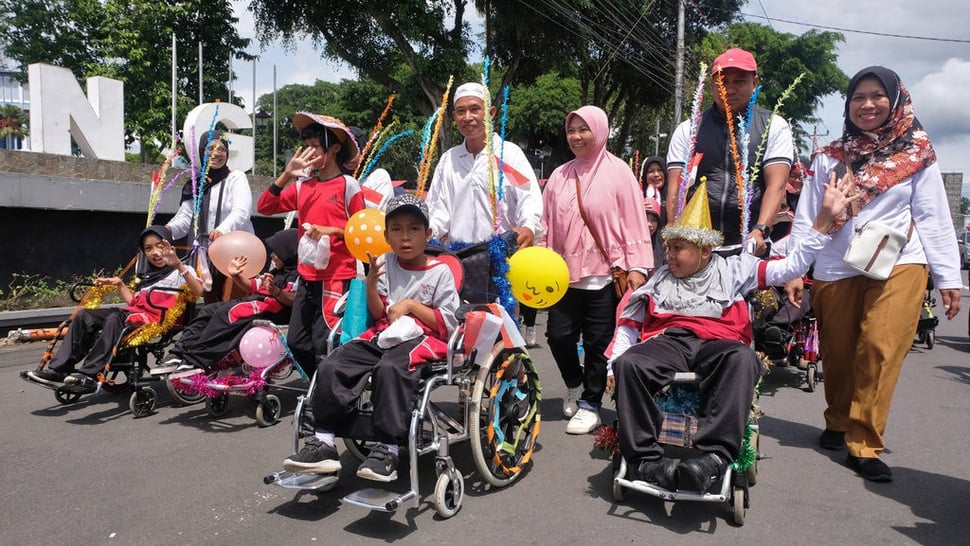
575, 177, 628, 297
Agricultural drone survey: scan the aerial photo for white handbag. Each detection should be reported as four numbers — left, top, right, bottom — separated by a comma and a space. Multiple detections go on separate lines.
843, 220, 913, 280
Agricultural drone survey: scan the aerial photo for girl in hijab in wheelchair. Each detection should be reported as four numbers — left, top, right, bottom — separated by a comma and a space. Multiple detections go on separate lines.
26, 226, 204, 393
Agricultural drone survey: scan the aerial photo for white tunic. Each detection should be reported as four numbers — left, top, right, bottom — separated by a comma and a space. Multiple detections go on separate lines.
167, 170, 254, 240
426, 134, 543, 243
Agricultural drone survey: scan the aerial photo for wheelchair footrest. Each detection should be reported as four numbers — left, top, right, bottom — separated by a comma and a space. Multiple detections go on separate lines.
264, 471, 338, 492
342, 488, 415, 513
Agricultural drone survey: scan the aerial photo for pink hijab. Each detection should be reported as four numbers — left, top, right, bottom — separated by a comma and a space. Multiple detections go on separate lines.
542, 106, 653, 282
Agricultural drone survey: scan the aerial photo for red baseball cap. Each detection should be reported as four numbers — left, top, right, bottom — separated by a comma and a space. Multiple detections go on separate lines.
712, 48, 757, 73
643, 197, 662, 218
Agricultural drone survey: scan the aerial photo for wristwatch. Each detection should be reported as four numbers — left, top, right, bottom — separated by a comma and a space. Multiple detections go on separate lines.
752, 224, 772, 239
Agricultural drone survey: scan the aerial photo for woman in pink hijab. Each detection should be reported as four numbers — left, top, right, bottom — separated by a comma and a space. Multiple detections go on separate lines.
541, 105, 654, 435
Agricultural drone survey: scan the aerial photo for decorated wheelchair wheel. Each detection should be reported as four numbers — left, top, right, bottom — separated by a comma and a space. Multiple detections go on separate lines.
469, 346, 541, 487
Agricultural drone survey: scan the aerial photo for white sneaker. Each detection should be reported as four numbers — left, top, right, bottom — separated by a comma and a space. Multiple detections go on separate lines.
563, 385, 583, 418
565, 407, 602, 434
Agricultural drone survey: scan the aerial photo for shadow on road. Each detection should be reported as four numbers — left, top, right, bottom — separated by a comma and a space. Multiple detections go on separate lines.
869, 466, 970, 545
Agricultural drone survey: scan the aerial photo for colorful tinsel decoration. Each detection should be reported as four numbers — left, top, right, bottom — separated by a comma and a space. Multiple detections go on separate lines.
677, 62, 707, 220
496, 85, 510, 203
359, 129, 416, 183
713, 70, 745, 236
147, 142, 184, 226
80, 284, 118, 309
121, 285, 194, 347
489, 234, 516, 319
748, 73, 806, 192
354, 94, 396, 179
171, 368, 268, 399
192, 103, 221, 240
416, 76, 454, 198
737, 85, 762, 235
594, 422, 620, 456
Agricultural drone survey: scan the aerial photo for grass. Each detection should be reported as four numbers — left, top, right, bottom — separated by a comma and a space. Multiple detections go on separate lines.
0, 272, 125, 311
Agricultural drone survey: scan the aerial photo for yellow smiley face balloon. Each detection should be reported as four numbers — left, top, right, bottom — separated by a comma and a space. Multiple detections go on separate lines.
507, 247, 570, 309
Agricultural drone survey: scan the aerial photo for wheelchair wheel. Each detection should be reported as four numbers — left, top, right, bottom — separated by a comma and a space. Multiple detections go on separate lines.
469, 347, 541, 487
54, 387, 83, 405
165, 376, 205, 406
926, 330, 935, 349
806, 364, 818, 393
129, 387, 157, 418
433, 468, 464, 519
206, 393, 230, 418
731, 486, 746, 526
256, 394, 282, 427
343, 438, 377, 463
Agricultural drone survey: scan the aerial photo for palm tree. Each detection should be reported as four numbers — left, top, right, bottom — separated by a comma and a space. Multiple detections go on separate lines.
0, 103, 28, 149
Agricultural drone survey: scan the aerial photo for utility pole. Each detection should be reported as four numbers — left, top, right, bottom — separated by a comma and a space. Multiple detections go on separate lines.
671, 0, 685, 135
648, 119, 668, 156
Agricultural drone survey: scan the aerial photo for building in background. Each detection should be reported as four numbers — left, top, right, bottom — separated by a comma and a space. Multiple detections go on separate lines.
0, 69, 30, 150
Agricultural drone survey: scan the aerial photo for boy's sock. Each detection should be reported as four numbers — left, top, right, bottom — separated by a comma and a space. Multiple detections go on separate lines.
385, 444, 399, 456
314, 431, 336, 448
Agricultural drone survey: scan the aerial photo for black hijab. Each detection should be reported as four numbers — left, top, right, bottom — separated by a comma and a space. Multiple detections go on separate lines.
264, 229, 299, 290
842, 66, 903, 136
137, 225, 176, 286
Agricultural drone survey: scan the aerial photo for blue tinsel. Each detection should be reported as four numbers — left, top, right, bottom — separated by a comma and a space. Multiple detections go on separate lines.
656, 383, 700, 414
489, 235, 516, 319
360, 129, 415, 183
193, 104, 221, 231
497, 86, 510, 202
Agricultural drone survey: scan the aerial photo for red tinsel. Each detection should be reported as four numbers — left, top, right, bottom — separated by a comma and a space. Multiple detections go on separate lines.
172, 369, 266, 399
594, 424, 620, 456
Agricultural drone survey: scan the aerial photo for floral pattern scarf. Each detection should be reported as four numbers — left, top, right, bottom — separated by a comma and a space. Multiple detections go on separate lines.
821, 66, 936, 232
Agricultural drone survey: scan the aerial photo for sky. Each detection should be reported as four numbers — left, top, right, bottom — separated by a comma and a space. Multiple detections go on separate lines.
229, 0, 970, 181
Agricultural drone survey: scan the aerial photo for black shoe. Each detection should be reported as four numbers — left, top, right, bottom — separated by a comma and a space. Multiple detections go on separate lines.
356, 444, 399, 482
283, 438, 341, 474
27, 368, 66, 386
762, 326, 787, 360
819, 429, 846, 450
634, 457, 679, 490
62, 373, 97, 392
847, 455, 892, 482
676, 452, 727, 493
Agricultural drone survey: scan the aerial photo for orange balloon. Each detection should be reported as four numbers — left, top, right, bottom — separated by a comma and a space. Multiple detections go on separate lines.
207, 231, 266, 278
345, 208, 391, 263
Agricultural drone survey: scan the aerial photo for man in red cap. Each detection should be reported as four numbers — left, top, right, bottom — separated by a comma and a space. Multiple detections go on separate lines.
665, 47, 794, 256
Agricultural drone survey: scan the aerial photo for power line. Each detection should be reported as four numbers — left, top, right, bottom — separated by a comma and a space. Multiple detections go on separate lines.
741, 12, 970, 44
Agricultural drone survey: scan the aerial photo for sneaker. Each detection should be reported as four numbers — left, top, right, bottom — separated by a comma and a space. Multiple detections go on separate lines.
524, 326, 538, 348
565, 407, 601, 434
563, 385, 583, 418
356, 444, 399, 482
634, 457, 679, 490
62, 373, 97, 392
27, 368, 66, 386
676, 452, 727, 493
818, 429, 846, 450
761, 326, 787, 360
283, 437, 341, 474
150, 356, 183, 375
847, 455, 892, 482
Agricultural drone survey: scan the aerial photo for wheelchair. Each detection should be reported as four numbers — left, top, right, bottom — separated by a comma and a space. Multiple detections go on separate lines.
167, 320, 310, 427
609, 372, 761, 526
265, 297, 542, 518
22, 284, 201, 417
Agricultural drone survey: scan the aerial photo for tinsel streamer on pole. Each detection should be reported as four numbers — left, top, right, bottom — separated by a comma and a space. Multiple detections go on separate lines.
748, 73, 806, 189
737, 85, 762, 235
147, 144, 184, 225
676, 62, 707, 219
634, 150, 641, 187
713, 70, 744, 235
416, 76, 453, 198
359, 129, 415, 183
354, 94, 396, 179
192, 103, 221, 241
481, 62, 497, 232
496, 85, 510, 204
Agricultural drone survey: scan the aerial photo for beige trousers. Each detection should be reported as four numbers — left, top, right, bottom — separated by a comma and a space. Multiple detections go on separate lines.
811, 264, 926, 458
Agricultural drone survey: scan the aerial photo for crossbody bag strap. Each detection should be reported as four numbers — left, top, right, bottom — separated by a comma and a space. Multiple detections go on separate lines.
575, 176, 613, 267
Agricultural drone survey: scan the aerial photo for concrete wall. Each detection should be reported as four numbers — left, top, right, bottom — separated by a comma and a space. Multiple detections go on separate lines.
0, 150, 282, 289
943, 172, 965, 232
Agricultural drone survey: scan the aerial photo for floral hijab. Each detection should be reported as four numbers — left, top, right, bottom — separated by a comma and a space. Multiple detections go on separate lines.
821, 66, 936, 231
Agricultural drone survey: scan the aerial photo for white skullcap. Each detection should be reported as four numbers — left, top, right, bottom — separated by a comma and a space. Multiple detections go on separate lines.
453, 82, 486, 104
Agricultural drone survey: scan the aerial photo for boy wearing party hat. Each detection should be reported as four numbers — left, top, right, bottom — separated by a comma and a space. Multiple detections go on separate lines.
607, 175, 856, 494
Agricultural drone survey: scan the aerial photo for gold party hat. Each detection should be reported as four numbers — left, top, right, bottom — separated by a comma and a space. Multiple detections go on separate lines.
661, 177, 724, 247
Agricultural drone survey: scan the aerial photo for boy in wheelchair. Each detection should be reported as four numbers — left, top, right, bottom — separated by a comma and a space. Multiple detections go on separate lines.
607, 176, 854, 493
27, 226, 204, 390
283, 193, 460, 482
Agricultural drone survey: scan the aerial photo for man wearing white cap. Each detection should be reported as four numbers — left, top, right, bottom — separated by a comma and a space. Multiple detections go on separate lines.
665, 47, 794, 256
426, 82, 543, 266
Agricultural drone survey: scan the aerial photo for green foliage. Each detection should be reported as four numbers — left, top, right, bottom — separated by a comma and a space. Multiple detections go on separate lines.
0, 271, 124, 311
0, 104, 28, 141
0, 0, 252, 162
506, 73, 582, 164
961, 196, 970, 215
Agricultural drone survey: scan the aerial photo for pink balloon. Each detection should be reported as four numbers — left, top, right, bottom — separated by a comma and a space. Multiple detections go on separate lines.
239, 325, 286, 368
207, 231, 266, 278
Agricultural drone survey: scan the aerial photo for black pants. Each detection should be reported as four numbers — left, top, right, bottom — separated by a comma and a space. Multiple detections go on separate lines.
613, 333, 761, 463
287, 279, 336, 371
169, 301, 288, 370
308, 338, 424, 444
547, 284, 618, 408
48, 307, 127, 377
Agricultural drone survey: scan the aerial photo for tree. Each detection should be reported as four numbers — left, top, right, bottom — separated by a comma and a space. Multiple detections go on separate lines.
961, 196, 970, 216
0, 0, 252, 162
699, 22, 848, 152
0, 103, 28, 148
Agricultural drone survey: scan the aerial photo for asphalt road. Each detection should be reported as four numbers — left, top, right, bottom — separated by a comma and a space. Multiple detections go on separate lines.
2, 297, 968, 545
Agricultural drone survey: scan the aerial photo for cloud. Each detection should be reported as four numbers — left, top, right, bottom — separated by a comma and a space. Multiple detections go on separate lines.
909, 58, 970, 141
